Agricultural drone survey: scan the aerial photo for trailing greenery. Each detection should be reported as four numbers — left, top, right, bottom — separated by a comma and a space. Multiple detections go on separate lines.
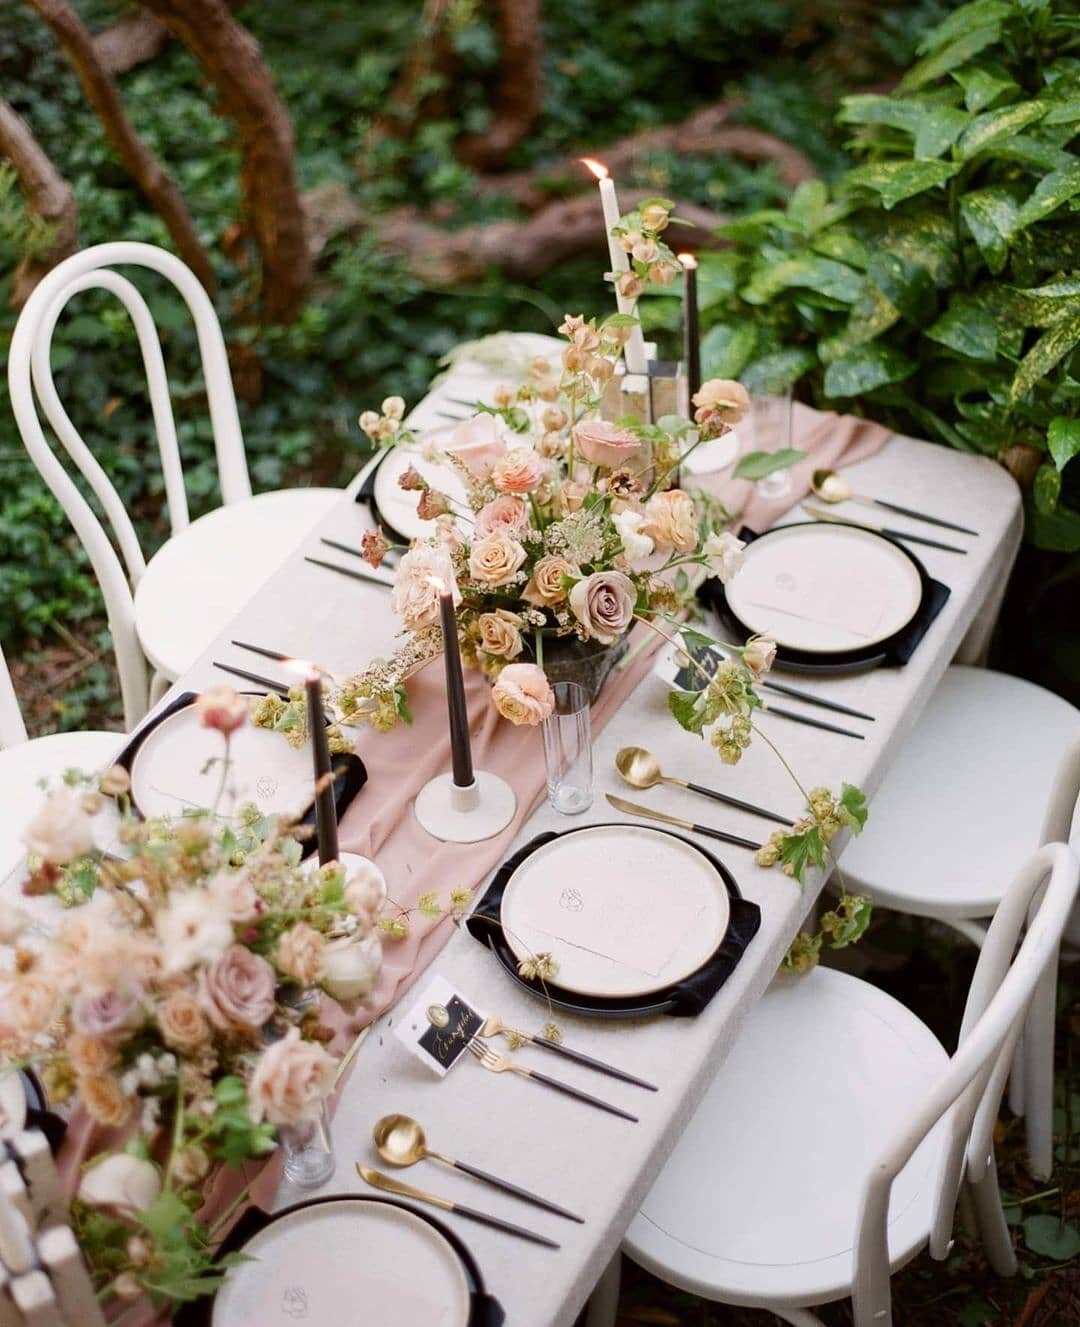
695, 0, 1080, 549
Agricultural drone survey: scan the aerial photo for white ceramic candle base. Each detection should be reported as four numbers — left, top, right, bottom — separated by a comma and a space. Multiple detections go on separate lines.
414, 772, 517, 843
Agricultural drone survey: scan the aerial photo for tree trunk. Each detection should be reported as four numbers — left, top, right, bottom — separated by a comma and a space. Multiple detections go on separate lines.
365, 0, 456, 156
457, 0, 544, 171
25, 0, 215, 293
136, 0, 310, 325
0, 97, 79, 305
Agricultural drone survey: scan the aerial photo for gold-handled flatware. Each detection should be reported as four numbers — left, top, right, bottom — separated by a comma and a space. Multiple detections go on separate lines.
467, 1042, 638, 1122
356, 1166, 560, 1248
479, 1015, 657, 1092
802, 503, 967, 555
372, 1114, 583, 1223
812, 468, 978, 537
615, 746, 791, 827
606, 794, 762, 852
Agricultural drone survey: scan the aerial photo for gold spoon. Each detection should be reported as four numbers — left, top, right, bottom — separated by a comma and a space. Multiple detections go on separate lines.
810, 468, 978, 536
614, 746, 791, 826
371, 1114, 582, 1222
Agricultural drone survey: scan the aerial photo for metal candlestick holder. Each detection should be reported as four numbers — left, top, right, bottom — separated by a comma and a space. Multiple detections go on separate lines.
414, 771, 517, 843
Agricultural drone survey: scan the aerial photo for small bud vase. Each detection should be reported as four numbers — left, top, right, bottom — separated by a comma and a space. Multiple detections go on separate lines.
279, 1099, 336, 1188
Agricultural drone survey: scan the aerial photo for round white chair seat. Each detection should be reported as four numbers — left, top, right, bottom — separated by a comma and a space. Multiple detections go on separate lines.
840, 667, 1080, 918
133, 488, 339, 680
0, 730, 124, 905
624, 967, 949, 1309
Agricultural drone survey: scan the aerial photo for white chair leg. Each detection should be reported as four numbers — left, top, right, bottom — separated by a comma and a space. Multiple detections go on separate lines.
768, 1306, 827, 1327
148, 670, 172, 707
1022, 951, 1058, 1180
967, 1165, 1018, 1278
584, 1254, 621, 1327
942, 916, 989, 950
1008, 1030, 1026, 1118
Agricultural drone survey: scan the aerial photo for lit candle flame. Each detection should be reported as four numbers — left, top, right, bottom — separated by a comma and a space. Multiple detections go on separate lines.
580, 157, 609, 180
425, 574, 447, 593
282, 657, 320, 682
678, 252, 698, 270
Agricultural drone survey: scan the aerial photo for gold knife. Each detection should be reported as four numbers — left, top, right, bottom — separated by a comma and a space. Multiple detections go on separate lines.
605, 795, 761, 850
802, 504, 967, 554
356, 1166, 559, 1247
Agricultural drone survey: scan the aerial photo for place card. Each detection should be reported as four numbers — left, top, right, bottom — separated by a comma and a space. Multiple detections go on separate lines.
394, 976, 485, 1078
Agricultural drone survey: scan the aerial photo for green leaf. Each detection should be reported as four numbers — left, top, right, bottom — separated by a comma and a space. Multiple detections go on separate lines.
779, 825, 827, 883
838, 94, 927, 135
700, 322, 757, 380
1010, 312, 1080, 401
952, 61, 1020, 112
1027, 499, 1080, 552
844, 160, 960, 210
1043, 97, 1080, 126
668, 688, 707, 735
1010, 161, 1080, 234
901, 24, 1003, 93
917, 1, 1011, 55
694, 251, 743, 311
740, 349, 817, 394
994, 135, 1073, 171
1022, 1215, 1080, 1261
1034, 463, 1061, 514
839, 783, 869, 833
957, 100, 1049, 159
823, 343, 917, 398
1048, 416, 1080, 471
787, 180, 830, 235
810, 229, 869, 270
741, 255, 864, 306
866, 251, 936, 324
825, 895, 874, 947
926, 300, 999, 361
960, 186, 1020, 272
733, 449, 806, 481
914, 106, 973, 158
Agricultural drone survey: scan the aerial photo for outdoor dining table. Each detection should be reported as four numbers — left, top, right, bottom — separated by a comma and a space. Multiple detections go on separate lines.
136, 354, 1022, 1326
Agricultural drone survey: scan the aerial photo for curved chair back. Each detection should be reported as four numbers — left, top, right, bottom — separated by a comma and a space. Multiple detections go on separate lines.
8, 243, 252, 727
852, 842, 1079, 1326
0, 643, 29, 749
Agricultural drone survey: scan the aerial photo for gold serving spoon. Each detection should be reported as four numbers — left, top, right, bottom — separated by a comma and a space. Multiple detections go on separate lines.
811, 468, 978, 536
372, 1114, 582, 1222
615, 746, 791, 826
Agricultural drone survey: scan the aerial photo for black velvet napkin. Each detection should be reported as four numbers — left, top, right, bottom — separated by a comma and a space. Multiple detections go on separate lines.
467, 828, 761, 1018
698, 524, 951, 669
21, 1069, 66, 1154
113, 692, 367, 861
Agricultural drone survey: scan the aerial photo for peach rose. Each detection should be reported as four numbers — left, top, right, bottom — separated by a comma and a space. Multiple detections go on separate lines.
66, 1033, 115, 1077
276, 923, 326, 986
199, 945, 276, 1032
491, 447, 544, 495
692, 378, 751, 424
158, 990, 210, 1053
491, 663, 555, 727
468, 531, 527, 587
523, 555, 578, 607
643, 489, 699, 554
474, 495, 528, 538
478, 609, 524, 660
444, 413, 507, 477
248, 1028, 338, 1127
743, 634, 777, 681
572, 420, 640, 469
79, 1074, 132, 1128
568, 571, 636, 644
5, 973, 59, 1038
391, 546, 459, 631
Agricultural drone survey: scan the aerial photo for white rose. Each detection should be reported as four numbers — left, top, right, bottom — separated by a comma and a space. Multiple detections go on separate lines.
78, 1155, 161, 1214
155, 889, 235, 974
702, 531, 746, 583
24, 787, 94, 865
612, 508, 654, 566
344, 858, 388, 919
321, 933, 383, 1004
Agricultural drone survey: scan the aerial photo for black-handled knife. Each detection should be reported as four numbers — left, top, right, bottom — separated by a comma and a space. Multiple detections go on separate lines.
529, 1036, 659, 1092
606, 795, 761, 851
760, 679, 875, 722
760, 702, 865, 740
864, 496, 977, 537
448, 1157, 584, 1222
803, 504, 967, 554
521, 1066, 639, 1122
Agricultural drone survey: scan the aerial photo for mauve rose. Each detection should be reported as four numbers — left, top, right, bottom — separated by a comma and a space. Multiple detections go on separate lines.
72, 989, 142, 1040
491, 447, 545, 495
568, 571, 636, 645
468, 531, 527, 587
474, 495, 528, 538
199, 945, 276, 1032
445, 413, 508, 476
572, 420, 640, 469
523, 555, 578, 607
391, 546, 459, 631
249, 1028, 338, 1127
491, 664, 555, 727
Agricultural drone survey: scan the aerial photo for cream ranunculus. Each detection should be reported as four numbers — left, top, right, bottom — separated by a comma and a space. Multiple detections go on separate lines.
390, 546, 459, 630
522, 555, 578, 607
156, 889, 235, 974
491, 447, 545, 495
491, 663, 556, 727
643, 489, 699, 554
568, 571, 636, 645
473, 495, 528, 538
691, 378, 751, 424
612, 508, 654, 566
572, 420, 640, 469
321, 932, 382, 1004
478, 609, 524, 660
78, 1154, 161, 1214
444, 413, 508, 477
24, 787, 94, 866
701, 531, 746, 583
248, 1028, 339, 1127
468, 531, 527, 587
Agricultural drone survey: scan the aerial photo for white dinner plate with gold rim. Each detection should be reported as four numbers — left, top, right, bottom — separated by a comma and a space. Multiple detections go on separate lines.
724, 522, 923, 655
500, 825, 731, 998
212, 1199, 472, 1327
373, 433, 471, 543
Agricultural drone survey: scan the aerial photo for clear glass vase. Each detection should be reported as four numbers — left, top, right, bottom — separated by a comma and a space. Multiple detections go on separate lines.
279, 1100, 336, 1188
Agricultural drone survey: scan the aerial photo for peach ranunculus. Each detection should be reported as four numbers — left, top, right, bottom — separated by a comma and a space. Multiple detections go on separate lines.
491, 447, 545, 495
473, 495, 528, 538
5, 973, 60, 1039
643, 489, 699, 554
491, 663, 556, 727
568, 571, 636, 645
468, 531, 527, 587
66, 1033, 115, 1077
79, 1074, 132, 1128
478, 609, 524, 660
444, 413, 508, 477
390, 546, 459, 631
691, 378, 751, 425
158, 990, 210, 1053
572, 420, 640, 469
195, 686, 248, 737
522, 555, 578, 607
275, 923, 326, 986
198, 945, 276, 1032
248, 1027, 338, 1127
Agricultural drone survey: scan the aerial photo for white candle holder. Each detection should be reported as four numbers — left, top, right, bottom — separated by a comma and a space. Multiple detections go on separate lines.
414, 771, 517, 843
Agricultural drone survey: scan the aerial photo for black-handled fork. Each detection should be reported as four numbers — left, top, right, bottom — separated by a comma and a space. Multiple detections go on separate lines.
468, 1042, 638, 1122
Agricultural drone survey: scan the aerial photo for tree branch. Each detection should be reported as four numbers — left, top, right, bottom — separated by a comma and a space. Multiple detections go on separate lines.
137, 0, 310, 324
26, 0, 215, 293
363, 0, 456, 158
456, 0, 544, 171
0, 96, 79, 305
91, 10, 170, 74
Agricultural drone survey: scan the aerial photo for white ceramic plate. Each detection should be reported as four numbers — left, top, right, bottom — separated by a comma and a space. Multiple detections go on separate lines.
373, 435, 470, 543
130, 696, 316, 823
724, 522, 923, 654
500, 825, 731, 998
212, 1199, 472, 1327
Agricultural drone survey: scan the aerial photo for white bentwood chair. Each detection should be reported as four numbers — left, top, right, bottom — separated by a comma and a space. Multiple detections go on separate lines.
586, 841, 1079, 1327
0, 643, 122, 891
837, 666, 1080, 1178
7, 243, 339, 729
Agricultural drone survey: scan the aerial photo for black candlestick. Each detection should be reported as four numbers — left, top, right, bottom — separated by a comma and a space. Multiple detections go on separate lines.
305, 671, 339, 864
681, 255, 701, 406
439, 590, 474, 787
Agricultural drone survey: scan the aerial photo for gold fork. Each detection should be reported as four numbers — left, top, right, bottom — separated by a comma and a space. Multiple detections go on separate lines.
467, 1041, 638, 1122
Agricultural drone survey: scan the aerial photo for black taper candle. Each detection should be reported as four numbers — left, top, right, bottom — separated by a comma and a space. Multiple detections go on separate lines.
681, 253, 701, 406
305, 670, 339, 864
438, 588, 474, 787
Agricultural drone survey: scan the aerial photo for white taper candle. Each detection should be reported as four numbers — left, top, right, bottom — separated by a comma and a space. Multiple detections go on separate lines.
582, 158, 648, 375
